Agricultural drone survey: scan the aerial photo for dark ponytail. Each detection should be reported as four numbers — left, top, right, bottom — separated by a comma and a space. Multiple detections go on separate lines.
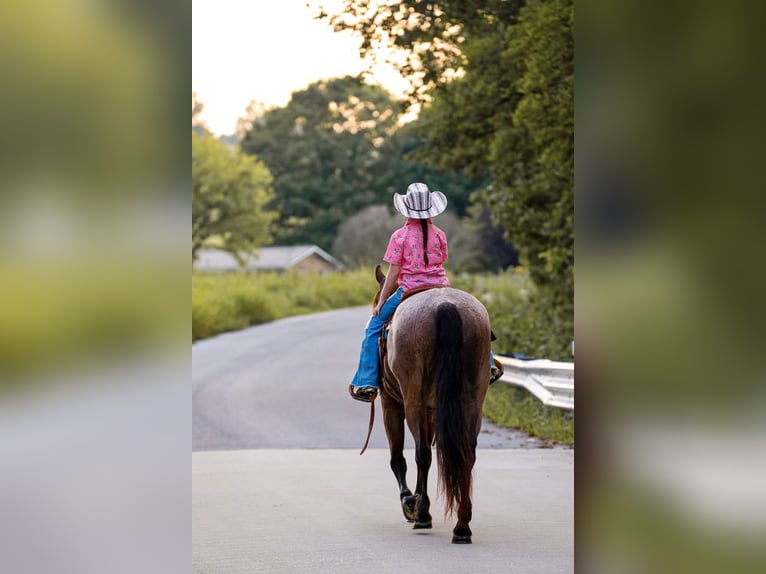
420, 218, 430, 266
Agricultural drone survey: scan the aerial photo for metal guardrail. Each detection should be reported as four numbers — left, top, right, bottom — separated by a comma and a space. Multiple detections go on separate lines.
495, 356, 574, 410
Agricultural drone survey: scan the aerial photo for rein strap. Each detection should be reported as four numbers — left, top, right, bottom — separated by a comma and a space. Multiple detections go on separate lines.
359, 399, 375, 455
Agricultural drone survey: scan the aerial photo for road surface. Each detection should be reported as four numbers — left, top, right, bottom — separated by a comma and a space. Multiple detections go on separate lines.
193, 306, 573, 573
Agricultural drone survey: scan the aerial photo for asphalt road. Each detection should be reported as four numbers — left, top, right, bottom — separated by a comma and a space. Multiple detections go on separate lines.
193, 306, 574, 573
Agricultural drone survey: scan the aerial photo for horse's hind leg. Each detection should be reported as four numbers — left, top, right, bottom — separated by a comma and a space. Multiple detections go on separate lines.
452, 443, 477, 543
451, 474, 474, 543
381, 395, 417, 522
412, 420, 434, 530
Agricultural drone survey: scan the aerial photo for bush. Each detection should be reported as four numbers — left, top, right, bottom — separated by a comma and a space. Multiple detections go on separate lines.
192, 283, 248, 341
191, 269, 377, 341
452, 268, 573, 361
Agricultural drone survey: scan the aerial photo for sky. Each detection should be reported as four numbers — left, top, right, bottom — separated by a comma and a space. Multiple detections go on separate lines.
192, 0, 409, 136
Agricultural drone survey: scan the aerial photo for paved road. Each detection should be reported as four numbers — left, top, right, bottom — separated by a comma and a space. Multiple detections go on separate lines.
193, 306, 573, 573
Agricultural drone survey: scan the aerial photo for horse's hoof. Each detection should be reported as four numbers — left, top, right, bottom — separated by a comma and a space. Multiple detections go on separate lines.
401, 496, 417, 522
413, 520, 432, 530
451, 534, 472, 544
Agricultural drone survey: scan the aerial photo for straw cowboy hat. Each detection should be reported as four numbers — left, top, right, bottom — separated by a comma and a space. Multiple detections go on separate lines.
392, 182, 448, 219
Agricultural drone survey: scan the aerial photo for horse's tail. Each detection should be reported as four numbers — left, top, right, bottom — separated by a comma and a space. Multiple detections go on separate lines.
434, 302, 473, 518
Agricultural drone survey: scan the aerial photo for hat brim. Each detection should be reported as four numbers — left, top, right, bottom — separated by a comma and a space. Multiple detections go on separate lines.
393, 190, 448, 219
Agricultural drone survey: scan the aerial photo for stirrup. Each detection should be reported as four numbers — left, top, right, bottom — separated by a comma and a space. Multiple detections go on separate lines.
490, 360, 504, 385
349, 384, 378, 403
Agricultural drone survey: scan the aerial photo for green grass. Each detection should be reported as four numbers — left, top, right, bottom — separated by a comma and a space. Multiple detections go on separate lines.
483, 382, 574, 446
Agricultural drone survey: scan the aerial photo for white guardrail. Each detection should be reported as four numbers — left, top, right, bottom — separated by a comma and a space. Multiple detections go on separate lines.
495, 355, 574, 410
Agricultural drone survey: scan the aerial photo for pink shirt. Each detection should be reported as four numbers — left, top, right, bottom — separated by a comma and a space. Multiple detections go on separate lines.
383, 219, 451, 291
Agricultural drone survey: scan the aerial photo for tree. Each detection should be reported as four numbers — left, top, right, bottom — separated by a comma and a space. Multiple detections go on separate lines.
241, 76, 404, 250
315, 0, 526, 106
331, 204, 401, 267
419, 0, 573, 354
192, 132, 278, 260
240, 75, 490, 251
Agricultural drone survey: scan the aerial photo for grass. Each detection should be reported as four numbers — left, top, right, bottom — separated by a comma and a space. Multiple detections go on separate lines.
482, 382, 574, 446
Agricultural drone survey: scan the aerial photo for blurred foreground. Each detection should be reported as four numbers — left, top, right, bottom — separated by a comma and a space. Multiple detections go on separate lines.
577, 1, 766, 571
0, 1, 189, 573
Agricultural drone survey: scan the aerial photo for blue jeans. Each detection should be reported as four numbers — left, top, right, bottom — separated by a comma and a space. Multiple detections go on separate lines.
350, 288, 404, 389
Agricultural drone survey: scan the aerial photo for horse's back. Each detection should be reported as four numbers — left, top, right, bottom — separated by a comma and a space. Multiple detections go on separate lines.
393, 287, 490, 332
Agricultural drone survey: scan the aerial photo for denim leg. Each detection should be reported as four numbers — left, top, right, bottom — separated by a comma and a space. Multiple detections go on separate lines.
350, 288, 403, 389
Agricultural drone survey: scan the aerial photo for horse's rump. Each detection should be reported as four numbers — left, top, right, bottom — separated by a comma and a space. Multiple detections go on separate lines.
386, 288, 491, 399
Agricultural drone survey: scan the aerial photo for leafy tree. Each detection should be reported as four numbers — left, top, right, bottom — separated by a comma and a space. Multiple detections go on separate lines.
192, 132, 278, 260
241, 76, 403, 250
315, 0, 525, 105
239, 75, 492, 253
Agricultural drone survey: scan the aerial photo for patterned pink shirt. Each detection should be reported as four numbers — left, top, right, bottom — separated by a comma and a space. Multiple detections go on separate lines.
383, 219, 451, 291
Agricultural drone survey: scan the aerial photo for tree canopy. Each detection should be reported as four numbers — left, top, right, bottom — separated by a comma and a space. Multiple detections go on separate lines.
239, 75, 492, 252
240, 76, 403, 250
192, 131, 277, 260
315, 1, 525, 103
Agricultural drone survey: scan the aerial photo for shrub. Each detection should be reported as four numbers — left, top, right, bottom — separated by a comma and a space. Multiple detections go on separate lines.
191, 269, 377, 341
453, 268, 573, 361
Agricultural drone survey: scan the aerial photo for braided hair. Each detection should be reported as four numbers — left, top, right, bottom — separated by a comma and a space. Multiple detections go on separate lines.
420, 218, 430, 267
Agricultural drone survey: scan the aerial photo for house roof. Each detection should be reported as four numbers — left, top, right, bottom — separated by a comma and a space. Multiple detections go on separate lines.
194, 245, 344, 271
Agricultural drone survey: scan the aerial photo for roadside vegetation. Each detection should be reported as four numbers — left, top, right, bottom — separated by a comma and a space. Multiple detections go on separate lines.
192, 269, 375, 341
483, 384, 574, 446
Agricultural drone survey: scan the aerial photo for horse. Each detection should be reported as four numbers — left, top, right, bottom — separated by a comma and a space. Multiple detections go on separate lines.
372, 265, 492, 544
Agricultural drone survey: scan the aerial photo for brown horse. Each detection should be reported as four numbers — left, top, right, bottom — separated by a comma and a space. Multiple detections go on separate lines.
373, 265, 492, 544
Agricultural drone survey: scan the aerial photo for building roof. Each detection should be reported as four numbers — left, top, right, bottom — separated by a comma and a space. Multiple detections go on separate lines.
193, 245, 344, 271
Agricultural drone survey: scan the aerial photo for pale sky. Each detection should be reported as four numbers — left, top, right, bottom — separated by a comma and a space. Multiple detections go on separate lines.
192, 0, 409, 136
